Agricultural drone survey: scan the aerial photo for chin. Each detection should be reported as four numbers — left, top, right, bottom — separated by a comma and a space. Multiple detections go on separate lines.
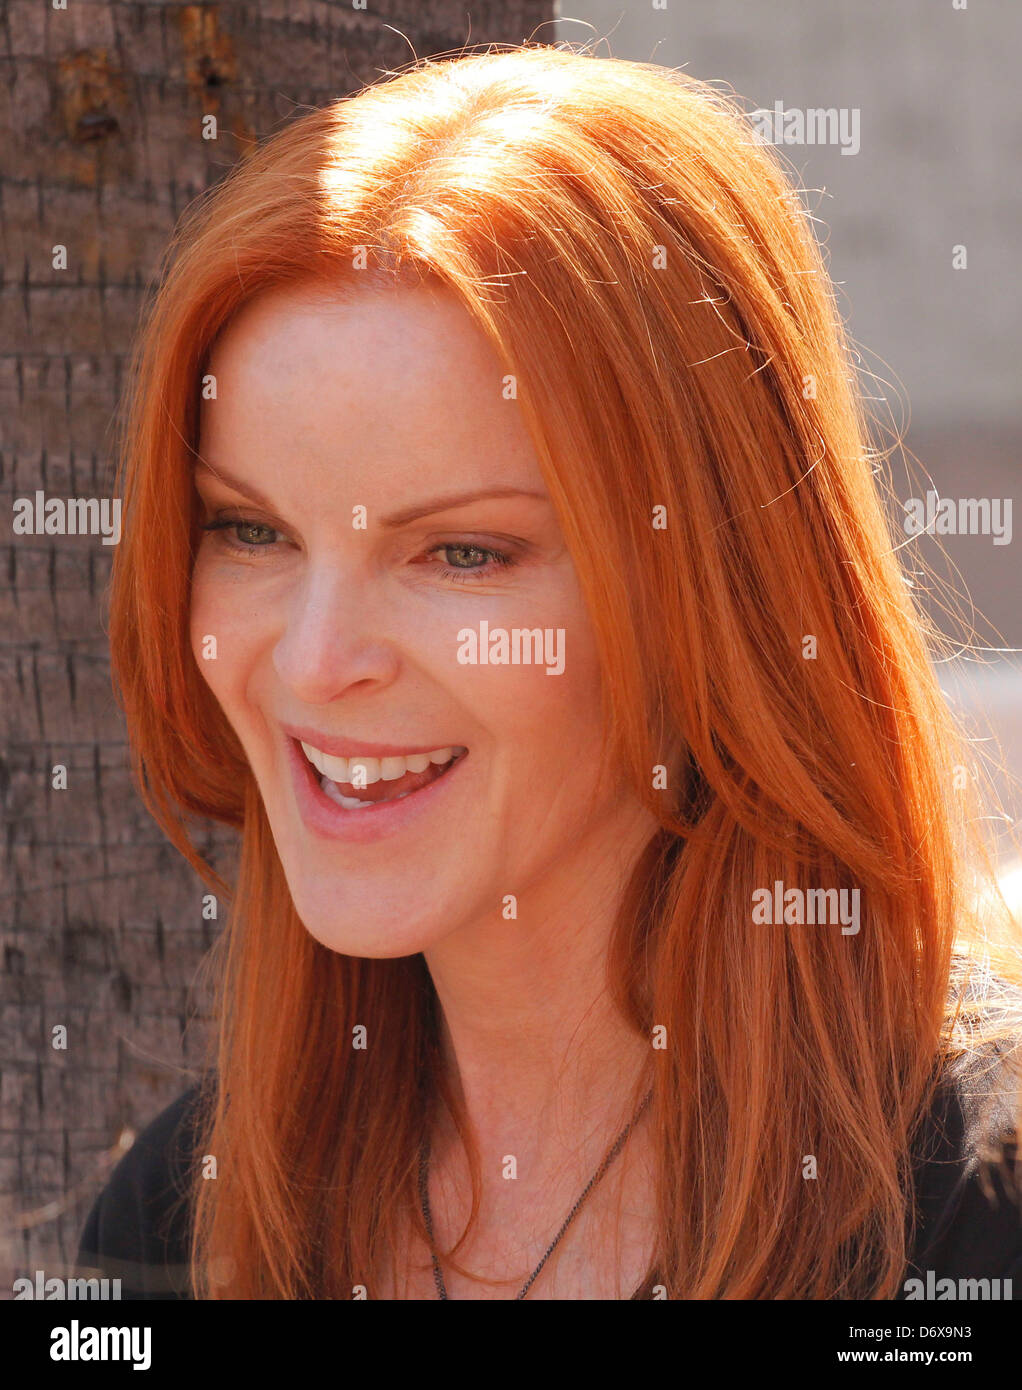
287, 883, 457, 960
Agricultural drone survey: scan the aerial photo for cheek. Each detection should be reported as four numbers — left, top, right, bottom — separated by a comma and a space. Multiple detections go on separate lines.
188, 562, 260, 704
474, 623, 604, 782
189, 566, 224, 681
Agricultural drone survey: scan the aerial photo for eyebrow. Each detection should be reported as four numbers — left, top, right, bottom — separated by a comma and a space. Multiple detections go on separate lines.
378, 486, 549, 528
192, 462, 549, 527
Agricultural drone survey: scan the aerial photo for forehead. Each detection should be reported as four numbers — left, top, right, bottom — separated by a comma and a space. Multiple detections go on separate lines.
206, 280, 499, 400
197, 281, 542, 495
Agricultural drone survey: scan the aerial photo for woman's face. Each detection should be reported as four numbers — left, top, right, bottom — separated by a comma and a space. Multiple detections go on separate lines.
191, 281, 656, 958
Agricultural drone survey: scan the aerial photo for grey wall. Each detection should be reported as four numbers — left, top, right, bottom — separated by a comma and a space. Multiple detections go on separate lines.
556, 0, 1020, 642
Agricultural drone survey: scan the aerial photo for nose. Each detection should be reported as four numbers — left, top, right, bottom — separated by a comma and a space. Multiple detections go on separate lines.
271, 563, 400, 705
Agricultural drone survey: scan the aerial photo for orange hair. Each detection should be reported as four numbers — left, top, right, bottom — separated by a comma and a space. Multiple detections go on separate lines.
107, 43, 1022, 1298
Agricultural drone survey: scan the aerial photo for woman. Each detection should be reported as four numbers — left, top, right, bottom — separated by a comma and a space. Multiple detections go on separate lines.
76, 43, 1021, 1299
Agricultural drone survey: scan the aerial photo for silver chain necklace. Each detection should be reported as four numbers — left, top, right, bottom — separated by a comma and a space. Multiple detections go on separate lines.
417, 1087, 653, 1300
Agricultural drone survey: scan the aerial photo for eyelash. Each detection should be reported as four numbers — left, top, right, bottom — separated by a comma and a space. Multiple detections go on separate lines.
200, 519, 517, 584
424, 542, 516, 583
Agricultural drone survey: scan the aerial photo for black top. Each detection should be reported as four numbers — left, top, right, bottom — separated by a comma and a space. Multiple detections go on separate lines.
75, 1046, 1022, 1299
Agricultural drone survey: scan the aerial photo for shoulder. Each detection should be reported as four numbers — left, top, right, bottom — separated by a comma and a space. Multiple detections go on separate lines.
903, 1031, 1022, 1299
75, 1076, 212, 1299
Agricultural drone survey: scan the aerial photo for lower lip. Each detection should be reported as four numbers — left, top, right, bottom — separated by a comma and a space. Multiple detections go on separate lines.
285, 737, 466, 844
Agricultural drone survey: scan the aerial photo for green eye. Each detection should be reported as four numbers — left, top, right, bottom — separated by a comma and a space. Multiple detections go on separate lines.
202, 518, 280, 550
426, 543, 515, 582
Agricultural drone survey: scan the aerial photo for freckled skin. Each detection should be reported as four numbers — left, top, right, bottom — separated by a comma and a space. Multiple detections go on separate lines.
190, 281, 659, 964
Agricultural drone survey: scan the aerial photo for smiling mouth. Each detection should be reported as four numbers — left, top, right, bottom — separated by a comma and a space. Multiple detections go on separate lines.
297, 740, 468, 810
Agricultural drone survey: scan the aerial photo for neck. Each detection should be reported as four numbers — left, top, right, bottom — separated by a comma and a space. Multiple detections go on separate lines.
422, 808, 659, 1180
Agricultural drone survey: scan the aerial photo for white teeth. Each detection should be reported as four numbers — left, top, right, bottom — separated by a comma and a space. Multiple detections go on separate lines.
348, 756, 381, 786
321, 779, 372, 811
322, 777, 420, 809
298, 740, 466, 787
300, 741, 326, 775
322, 753, 349, 783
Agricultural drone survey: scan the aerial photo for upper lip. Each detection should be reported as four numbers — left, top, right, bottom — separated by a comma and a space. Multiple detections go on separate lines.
281, 723, 464, 760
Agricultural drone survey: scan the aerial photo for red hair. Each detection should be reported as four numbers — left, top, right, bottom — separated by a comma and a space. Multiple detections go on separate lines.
107, 43, 1022, 1298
